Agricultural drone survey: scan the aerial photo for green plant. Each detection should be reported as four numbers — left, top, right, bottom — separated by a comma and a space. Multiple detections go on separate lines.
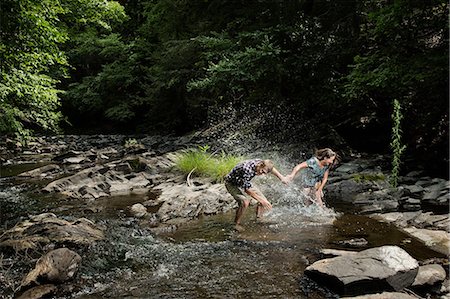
175, 146, 242, 182
124, 138, 138, 148
390, 99, 406, 187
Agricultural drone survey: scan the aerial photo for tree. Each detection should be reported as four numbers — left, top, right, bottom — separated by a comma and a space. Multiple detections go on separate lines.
0, 0, 68, 140
344, 0, 448, 175
0, 0, 127, 139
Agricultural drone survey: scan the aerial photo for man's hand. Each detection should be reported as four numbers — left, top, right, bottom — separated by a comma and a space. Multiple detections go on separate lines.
262, 198, 273, 210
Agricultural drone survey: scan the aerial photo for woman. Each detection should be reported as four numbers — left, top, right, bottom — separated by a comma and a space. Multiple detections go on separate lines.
287, 148, 337, 207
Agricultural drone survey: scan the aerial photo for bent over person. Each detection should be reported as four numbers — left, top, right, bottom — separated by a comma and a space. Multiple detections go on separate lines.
224, 159, 287, 231
287, 148, 337, 207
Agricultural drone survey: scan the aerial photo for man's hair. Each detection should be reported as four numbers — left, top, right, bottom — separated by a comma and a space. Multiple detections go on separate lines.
258, 159, 274, 172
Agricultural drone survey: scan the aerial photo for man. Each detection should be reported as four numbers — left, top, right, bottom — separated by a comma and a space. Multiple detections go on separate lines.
224, 159, 288, 231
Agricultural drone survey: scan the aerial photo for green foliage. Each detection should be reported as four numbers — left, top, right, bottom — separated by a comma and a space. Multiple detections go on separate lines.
0, 0, 68, 140
175, 146, 242, 182
344, 0, 448, 154
124, 138, 140, 148
390, 99, 406, 187
0, 0, 127, 139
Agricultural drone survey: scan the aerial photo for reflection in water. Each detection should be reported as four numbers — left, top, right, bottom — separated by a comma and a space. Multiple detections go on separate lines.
77, 209, 335, 299
1, 162, 444, 299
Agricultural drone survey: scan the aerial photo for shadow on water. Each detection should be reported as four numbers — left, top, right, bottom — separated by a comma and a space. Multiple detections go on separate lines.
73, 205, 444, 299
0, 161, 446, 298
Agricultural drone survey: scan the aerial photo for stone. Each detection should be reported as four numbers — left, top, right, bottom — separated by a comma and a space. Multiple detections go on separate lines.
15, 284, 56, 299
341, 292, 419, 299
305, 245, 419, 296
0, 213, 104, 251
130, 203, 148, 218
403, 227, 450, 256
412, 264, 446, 286
21, 248, 81, 287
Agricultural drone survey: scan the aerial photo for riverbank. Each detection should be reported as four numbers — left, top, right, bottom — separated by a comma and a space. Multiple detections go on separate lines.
0, 134, 448, 298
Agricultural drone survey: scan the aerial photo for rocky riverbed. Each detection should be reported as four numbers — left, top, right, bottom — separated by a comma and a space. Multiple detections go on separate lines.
0, 134, 448, 298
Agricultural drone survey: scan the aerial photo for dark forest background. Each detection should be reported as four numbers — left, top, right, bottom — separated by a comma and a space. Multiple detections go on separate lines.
1, 0, 448, 177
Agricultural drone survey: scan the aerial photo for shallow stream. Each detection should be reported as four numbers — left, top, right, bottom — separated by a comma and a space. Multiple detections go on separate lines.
0, 163, 445, 299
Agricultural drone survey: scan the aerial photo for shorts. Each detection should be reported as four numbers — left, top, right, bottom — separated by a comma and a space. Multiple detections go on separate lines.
224, 181, 265, 206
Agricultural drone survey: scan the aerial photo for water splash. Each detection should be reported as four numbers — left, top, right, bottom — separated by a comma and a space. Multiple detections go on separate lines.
198, 102, 316, 160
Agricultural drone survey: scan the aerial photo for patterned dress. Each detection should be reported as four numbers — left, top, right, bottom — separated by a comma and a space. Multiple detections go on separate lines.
300, 157, 330, 188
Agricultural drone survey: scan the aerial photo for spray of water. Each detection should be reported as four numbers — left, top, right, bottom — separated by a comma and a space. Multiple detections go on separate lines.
198, 102, 340, 226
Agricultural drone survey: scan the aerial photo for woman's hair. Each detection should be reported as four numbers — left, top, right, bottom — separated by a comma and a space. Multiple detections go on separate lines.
257, 159, 274, 172
315, 148, 336, 160
315, 148, 339, 169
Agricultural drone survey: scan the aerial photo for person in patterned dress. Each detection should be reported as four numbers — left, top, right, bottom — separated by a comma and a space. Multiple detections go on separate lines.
287, 148, 337, 207
224, 159, 288, 231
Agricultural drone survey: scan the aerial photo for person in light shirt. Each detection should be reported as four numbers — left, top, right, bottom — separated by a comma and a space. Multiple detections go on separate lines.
287, 148, 338, 207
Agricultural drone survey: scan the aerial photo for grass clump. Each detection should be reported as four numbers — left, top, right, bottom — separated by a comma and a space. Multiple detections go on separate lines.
175, 145, 242, 182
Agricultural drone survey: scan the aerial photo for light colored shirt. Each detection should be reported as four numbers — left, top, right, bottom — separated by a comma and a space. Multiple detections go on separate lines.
301, 157, 329, 187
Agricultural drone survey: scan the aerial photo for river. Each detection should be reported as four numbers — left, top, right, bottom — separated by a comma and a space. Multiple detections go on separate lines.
0, 162, 443, 298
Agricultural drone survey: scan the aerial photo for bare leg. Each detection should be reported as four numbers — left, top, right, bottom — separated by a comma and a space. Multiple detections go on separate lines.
253, 186, 268, 219
302, 188, 314, 206
256, 203, 264, 219
235, 199, 250, 225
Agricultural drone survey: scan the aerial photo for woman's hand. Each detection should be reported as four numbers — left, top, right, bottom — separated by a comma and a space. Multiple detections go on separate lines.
315, 190, 324, 207
281, 176, 289, 185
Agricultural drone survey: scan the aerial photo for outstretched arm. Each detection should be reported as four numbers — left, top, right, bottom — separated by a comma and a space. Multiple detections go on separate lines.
245, 188, 272, 210
271, 167, 288, 184
287, 161, 308, 181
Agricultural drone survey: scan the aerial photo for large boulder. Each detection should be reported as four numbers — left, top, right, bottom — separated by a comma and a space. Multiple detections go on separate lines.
0, 213, 104, 251
305, 246, 419, 296
154, 178, 236, 224
341, 292, 419, 299
20, 248, 81, 287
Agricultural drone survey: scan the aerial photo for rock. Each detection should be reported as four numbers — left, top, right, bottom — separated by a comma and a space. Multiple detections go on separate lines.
0, 213, 104, 251
334, 238, 369, 248
305, 245, 419, 296
21, 248, 81, 287
341, 292, 419, 299
130, 203, 148, 218
42, 162, 153, 199
17, 164, 61, 178
320, 249, 358, 257
412, 264, 446, 287
154, 179, 235, 224
15, 284, 56, 299
403, 227, 450, 256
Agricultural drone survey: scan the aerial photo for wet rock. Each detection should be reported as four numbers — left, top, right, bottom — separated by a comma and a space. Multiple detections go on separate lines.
154, 179, 235, 224
371, 212, 450, 255
17, 164, 61, 179
130, 203, 148, 218
334, 238, 368, 248
341, 292, 418, 299
412, 264, 446, 287
15, 284, 56, 299
21, 248, 81, 287
403, 227, 450, 256
305, 245, 419, 296
0, 213, 104, 251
